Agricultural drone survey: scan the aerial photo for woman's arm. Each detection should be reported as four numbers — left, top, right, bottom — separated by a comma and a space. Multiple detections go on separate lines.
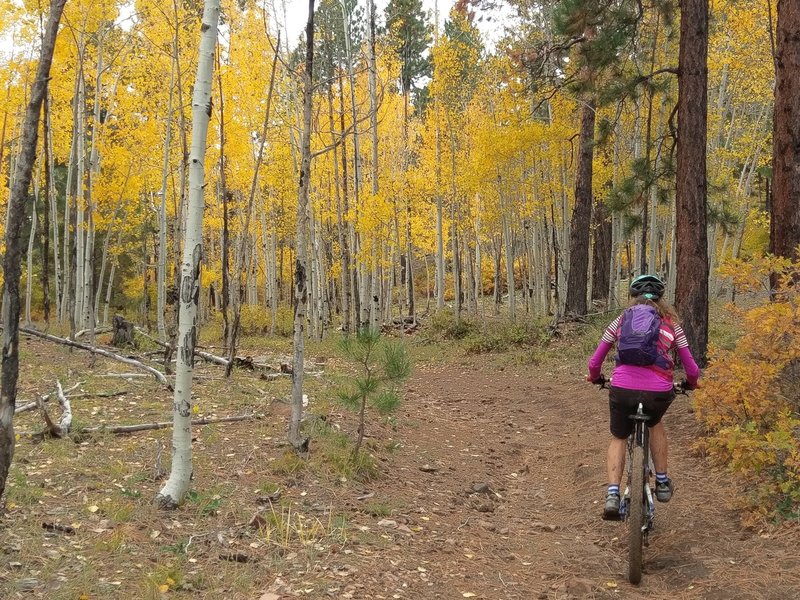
588, 340, 614, 381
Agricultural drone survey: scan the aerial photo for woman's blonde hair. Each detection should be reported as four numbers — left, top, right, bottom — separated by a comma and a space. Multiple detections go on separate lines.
629, 295, 679, 323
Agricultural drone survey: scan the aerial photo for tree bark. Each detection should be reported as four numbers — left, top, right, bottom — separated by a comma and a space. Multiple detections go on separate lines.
0, 0, 66, 502
770, 0, 800, 281
675, 0, 709, 364
591, 198, 612, 303
565, 101, 596, 316
288, 0, 316, 454
156, 0, 221, 508
157, 57, 176, 342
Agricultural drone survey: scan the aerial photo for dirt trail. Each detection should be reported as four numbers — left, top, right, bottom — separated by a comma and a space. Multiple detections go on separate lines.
335, 359, 800, 600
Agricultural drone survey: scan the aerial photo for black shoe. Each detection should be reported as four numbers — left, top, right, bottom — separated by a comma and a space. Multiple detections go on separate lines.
602, 493, 621, 520
655, 478, 673, 502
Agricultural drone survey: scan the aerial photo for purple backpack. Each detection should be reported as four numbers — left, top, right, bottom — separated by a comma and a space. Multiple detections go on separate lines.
616, 305, 663, 367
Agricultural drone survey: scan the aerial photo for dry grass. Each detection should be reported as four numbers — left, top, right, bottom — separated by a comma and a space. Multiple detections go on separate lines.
0, 331, 382, 599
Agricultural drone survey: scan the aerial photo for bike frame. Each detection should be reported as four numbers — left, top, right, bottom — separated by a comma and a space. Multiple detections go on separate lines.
619, 403, 656, 544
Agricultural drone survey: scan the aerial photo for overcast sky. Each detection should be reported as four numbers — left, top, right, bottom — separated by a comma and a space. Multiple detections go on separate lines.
0, 0, 512, 60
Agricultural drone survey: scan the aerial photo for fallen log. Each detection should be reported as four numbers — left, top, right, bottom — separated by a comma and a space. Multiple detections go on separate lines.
66, 390, 127, 400
79, 413, 262, 434
19, 326, 171, 389
134, 326, 230, 367
74, 327, 112, 340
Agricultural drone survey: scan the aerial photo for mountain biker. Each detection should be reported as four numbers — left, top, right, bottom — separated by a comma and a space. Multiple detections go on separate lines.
586, 274, 700, 520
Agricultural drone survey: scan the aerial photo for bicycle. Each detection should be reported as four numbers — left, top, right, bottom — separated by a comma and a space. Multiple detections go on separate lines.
593, 375, 690, 584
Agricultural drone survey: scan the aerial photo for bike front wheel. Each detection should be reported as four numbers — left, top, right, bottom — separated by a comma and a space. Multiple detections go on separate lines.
627, 444, 645, 584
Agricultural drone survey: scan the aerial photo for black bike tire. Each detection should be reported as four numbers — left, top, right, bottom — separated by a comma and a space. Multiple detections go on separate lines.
628, 444, 645, 584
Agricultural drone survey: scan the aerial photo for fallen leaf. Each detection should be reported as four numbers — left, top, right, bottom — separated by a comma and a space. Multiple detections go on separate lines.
462, 593, 477, 598
87, 505, 99, 513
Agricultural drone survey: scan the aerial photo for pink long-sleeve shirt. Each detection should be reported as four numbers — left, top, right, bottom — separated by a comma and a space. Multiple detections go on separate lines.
588, 313, 700, 392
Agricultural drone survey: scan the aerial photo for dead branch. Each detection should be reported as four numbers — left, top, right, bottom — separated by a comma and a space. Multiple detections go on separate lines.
66, 390, 127, 400
19, 326, 171, 389
16, 393, 50, 415
79, 413, 263, 435
15, 381, 81, 415
36, 394, 60, 437
134, 326, 230, 368
74, 327, 112, 339
55, 381, 72, 434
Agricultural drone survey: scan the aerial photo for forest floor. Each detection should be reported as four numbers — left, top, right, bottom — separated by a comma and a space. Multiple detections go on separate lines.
1, 322, 798, 599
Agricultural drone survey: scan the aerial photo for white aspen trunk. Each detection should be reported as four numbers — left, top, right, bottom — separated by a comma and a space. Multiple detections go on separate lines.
25, 170, 39, 325
666, 197, 678, 305
288, 0, 316, 453
46, 98, 61, 320
558, 158, 569, 315
435, 108, 445, 310
539, 217, 551, 315
157, 58, 176, 341
270, 228, 278, 333
61, 46, 82, 325
340, 0, 365, 328
260, 204, 271, 308
73, 73, 85, 332
102, 260, 115, 327
82, 33, 104, 336
368, 0, 380, 329
475, 203, 482, 315
248, 237, 259, 306
94, 211, 120, 320
309, 202, 319, 340
501, 199, 516, 322
156, 0, 220, 508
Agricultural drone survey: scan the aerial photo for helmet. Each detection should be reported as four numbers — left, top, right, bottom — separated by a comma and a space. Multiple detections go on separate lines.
630, 274, 665, 300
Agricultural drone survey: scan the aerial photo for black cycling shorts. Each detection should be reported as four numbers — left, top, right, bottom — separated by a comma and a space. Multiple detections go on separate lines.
608, 386, 675, 440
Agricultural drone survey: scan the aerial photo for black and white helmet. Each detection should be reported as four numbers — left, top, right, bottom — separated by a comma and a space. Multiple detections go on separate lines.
630, 274, 665, 300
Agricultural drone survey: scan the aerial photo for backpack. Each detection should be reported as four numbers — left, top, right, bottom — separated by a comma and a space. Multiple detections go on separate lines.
616, 304, 663, 367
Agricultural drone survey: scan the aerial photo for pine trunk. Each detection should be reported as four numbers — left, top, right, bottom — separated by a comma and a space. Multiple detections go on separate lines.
565, 101, 596, 316
770, 0, 800, 279
675, 0, 709, 364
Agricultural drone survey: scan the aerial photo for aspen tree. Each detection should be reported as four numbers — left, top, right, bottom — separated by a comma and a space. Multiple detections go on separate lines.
156, 0, 221, 508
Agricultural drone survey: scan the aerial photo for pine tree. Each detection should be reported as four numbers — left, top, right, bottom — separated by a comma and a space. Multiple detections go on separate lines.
770, 0, 800, 280
385, 0, 431, 97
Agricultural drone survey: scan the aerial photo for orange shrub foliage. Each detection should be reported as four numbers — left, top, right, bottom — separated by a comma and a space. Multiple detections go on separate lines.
696, 256, 800, 520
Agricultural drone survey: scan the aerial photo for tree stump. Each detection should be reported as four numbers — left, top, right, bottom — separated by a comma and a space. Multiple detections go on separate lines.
111, 315, 137, 348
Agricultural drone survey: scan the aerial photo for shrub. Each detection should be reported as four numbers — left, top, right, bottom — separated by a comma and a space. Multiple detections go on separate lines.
696, 256, 800, 521
426, 307, 477, 340
463, 321, 548, 354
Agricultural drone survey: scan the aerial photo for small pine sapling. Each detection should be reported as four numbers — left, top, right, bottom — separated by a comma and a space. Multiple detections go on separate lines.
336, 328, 412, 458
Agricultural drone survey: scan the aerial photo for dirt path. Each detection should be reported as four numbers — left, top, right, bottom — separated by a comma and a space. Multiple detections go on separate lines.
325, 359, 800, 600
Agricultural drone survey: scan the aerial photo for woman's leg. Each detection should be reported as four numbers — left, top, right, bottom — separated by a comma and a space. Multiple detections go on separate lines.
607, 436, 627, 485
650, 421, 668, 473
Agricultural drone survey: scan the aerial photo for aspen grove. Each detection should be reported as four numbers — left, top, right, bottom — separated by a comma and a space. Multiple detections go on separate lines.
0, 0, 792, 505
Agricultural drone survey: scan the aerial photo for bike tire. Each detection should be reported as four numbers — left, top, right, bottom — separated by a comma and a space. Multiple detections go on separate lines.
628, 444, 645, 584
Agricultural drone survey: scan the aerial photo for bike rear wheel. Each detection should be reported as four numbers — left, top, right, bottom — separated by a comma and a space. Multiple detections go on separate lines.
628, 444, 645, 584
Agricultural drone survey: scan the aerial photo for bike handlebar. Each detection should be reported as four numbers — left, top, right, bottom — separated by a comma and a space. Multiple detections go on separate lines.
590, 374, 692, 394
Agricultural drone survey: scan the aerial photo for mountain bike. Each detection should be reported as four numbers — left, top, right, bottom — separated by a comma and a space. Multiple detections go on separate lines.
594, 376, 690, 584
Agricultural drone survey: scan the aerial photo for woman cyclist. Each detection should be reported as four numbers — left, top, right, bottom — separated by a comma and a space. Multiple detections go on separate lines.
586, 275, 700, 520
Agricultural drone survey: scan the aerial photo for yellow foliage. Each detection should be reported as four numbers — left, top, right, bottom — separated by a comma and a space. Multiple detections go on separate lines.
696, 258, 800, 520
